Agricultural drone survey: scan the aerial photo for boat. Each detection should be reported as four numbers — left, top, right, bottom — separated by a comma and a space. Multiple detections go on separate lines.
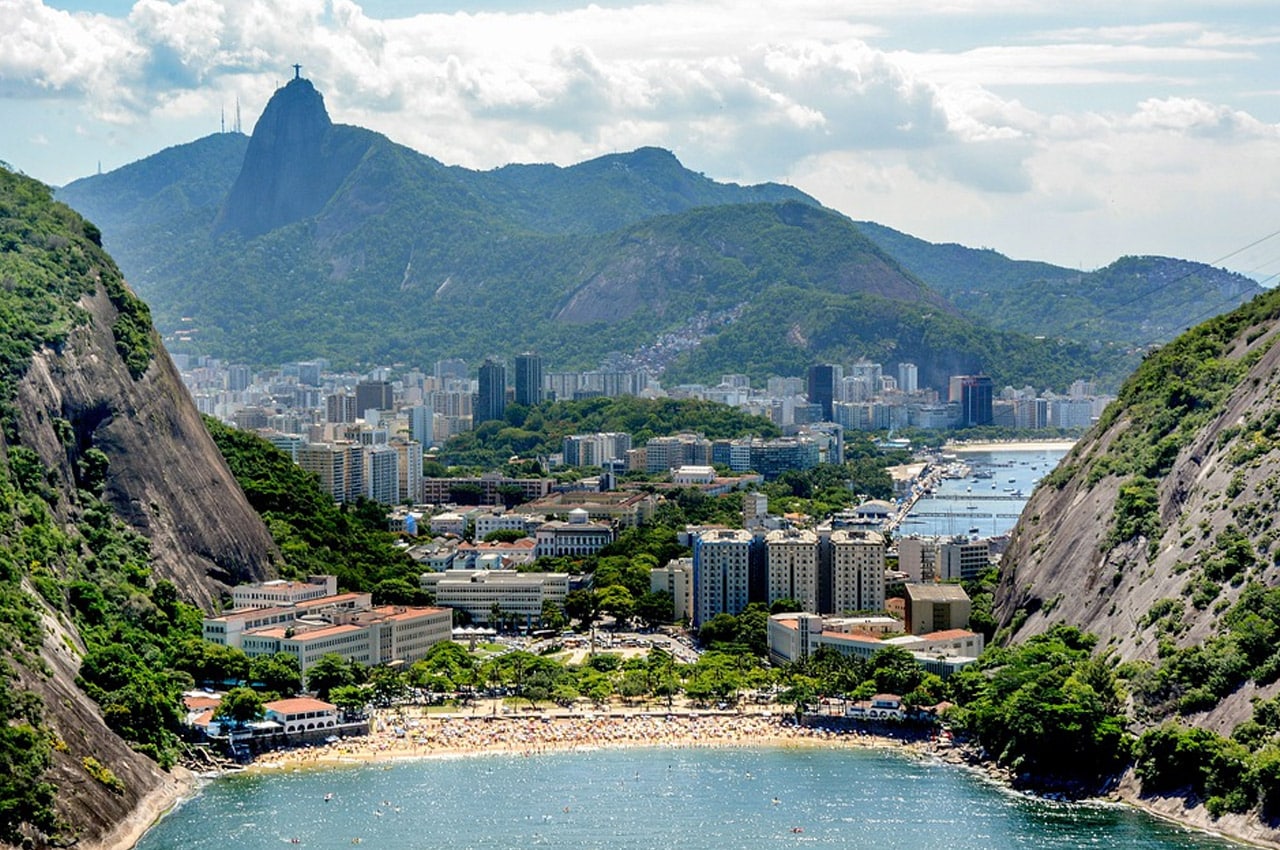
968, 527, 980, 534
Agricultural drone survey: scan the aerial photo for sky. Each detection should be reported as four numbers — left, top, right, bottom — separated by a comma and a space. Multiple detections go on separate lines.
2, 0, 1279, 278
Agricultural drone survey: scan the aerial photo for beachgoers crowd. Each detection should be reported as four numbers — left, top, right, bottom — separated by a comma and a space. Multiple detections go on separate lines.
251, 710, 916, 770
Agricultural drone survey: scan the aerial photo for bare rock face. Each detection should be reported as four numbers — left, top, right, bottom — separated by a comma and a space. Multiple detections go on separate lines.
15, 286, 277, 610
995, 299, 1280, 728
214, 77, 367, 238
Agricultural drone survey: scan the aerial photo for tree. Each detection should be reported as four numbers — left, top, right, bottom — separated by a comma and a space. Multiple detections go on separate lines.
635, 590, 674, 629
329, 685, 369, 717
540, 600, 567, 631
564, 588, 600, 629
250, 652, 303, 697
367, 666, 409, 707
306, 653, 356, 700
597, 585, 635, 629
214, 686, 263, 726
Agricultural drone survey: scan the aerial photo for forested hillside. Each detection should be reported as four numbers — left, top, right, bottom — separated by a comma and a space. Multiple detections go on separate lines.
58, 78, 1121, 393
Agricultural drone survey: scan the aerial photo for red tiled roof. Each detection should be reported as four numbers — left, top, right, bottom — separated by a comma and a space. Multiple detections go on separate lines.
264, 697, 336, 714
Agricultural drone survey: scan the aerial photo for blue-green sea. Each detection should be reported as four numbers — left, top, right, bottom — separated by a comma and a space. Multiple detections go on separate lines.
137, 747, 1245, 850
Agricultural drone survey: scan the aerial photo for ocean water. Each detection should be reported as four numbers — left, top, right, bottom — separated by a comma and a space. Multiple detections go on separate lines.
899, 446, 1071, 538
137, 747, 1244, 850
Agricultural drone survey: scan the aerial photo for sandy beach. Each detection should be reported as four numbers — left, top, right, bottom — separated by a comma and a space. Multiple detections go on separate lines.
245, 708, 929, 773
946, 438, 1077, 453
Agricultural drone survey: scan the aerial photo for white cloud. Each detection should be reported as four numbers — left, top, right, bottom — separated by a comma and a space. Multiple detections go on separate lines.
3, 0, 1279, 271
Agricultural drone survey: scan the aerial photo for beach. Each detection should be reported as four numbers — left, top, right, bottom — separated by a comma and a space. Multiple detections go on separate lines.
946, 438, 1078, 453
245, 706, 929, 773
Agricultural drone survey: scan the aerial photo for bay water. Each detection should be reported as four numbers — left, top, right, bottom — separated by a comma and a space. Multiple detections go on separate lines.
138, 746, 1243, 849
900, 444, 1071, 538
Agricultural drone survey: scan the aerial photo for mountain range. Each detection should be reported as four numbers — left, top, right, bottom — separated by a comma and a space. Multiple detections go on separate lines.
57, 77, 1259, 392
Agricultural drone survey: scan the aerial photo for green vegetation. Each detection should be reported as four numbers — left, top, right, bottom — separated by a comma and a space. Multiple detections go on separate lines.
204, 417, 429, 601
58, 122, 1122, 391
1134, 716, 1280, 818
661, 284, 1122, 391
946, 626, 1130, 787
856, 222, 1262, 351
442, 395, 780, 467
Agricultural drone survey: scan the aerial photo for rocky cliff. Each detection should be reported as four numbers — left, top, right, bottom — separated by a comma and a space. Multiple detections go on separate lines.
995, 284, 1280, 747
214, 77, 371, 238
0, 166, 277, 848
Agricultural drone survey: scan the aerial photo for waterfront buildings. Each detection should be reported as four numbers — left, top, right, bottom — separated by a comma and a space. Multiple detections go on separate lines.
651, 557, 694, 623
767, 612, 982, 677
204, 580, 452, 678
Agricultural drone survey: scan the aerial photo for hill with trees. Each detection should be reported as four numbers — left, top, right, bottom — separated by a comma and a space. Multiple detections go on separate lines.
59, 77, 1134, 393
855, 221, 1262, 348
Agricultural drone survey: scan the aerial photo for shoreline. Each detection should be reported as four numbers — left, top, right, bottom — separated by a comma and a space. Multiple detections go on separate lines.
243, 710, 930, 774
945, 438, 1077, 453
118, 710, 1279, 850
84, 765, 198, 850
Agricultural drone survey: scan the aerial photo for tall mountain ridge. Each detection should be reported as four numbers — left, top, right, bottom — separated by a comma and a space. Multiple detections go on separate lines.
60, 77, 1136, 390
0, 167, 276, 848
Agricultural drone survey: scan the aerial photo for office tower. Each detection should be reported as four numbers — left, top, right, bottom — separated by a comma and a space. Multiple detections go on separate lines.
514, 352, 544, 407
806, 364, 841, 421
960, 375, 995, 427
297, 361, 323, 387
897, 362, 918, 394
355, 380, 393, 416
475, 359, 507, 424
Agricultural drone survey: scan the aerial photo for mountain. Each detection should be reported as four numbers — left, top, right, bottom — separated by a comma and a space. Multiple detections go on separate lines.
993, 284, 1280, 834
57, 77, 1114, 391
0, 166, 277, 846
855, 221, 1263, 348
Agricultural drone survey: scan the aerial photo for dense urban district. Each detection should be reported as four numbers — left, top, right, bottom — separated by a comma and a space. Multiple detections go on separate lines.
165, 350, 1117, 781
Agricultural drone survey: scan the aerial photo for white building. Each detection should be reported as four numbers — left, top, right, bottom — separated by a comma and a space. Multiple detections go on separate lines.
534, 509, 614, 557
766, 528, 818, 613
421, 570, 570, 625
767, 613, 981, 677
693, 529, 755, 627
651, 557, 694, 623
231, 575, 338, 609
830, 529, 886, 614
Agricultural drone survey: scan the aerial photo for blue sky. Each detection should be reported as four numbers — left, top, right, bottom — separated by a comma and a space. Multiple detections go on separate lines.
3, 0, 1278, 278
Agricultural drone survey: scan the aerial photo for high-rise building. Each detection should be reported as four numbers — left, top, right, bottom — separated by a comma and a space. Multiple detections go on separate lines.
408, 404, 434, 448
355, 380, 394, 417
326, 393, 357, 424
514, 352, 544, 407
830, 529, 885, 614
959, 375, 994, 427
897, 362, 918, 394
226, 364, 252, 392
806, 364, 841, 421
693, 529, 755, 626
475, 359, 507, 424
364, 443, 400, 505
766, 529, 819, 613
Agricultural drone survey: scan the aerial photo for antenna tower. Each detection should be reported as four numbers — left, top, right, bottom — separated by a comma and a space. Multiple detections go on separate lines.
235, 98, 242, 133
